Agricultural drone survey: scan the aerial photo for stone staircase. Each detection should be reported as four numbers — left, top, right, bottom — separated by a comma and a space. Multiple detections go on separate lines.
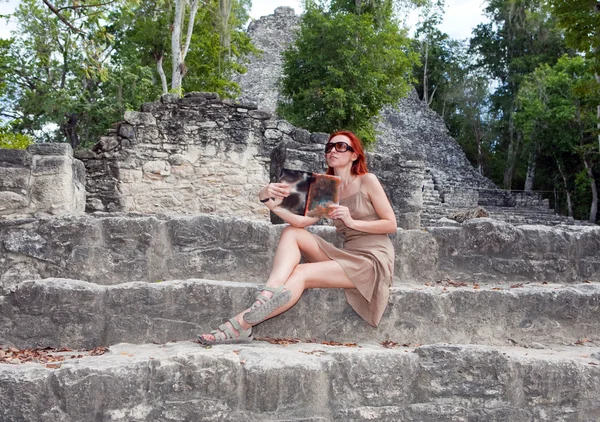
420, 169, 593, 227
1, 214, 600, 421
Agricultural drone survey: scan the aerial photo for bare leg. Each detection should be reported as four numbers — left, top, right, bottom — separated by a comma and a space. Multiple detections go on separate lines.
199, 227, 347, 342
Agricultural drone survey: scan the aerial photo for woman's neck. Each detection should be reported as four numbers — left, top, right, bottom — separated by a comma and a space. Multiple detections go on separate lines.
333, 167, 356, 189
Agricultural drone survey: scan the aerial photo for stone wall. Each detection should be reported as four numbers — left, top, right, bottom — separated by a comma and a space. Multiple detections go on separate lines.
78, 92, 425, 227
75, 92, 276, 219
270, 137, 424, 229
1, 214, 598, 294
0, 144, 85, 219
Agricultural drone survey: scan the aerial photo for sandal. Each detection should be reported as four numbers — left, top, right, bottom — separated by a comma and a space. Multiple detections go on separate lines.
243, 285, 292, 324
197, 317, 253, 346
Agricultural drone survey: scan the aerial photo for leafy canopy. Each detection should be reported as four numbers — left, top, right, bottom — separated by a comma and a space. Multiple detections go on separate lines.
278, 1, 418, 147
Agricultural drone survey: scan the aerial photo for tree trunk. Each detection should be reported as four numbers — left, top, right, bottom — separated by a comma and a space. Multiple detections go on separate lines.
503, 130, 521, 190
557, 160, 573, 217
218, 0, 233, 77
474, 119, 483, 175
171, 0, 199, 93
596, 73, 600, 153
524, 148, 537, 191
171, 0, 185, 92
157, 54, 168, 95
583, 156, 598, 223
63, 113, 79, 149
422, 40, 429, 104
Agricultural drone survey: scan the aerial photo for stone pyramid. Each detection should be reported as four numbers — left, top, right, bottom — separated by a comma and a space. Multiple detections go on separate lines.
235, 7, 592, 227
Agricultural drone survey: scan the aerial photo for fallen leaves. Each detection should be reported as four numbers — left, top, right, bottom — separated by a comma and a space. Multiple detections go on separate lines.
254, 337, 358, 348
0, 346, 110, 367
433, 278, 468, 288
299, 350, 327, 356
380, 341, 417, 349
254, 337, 302, 346
575, 339, 591, 346
510, 283, 524, 288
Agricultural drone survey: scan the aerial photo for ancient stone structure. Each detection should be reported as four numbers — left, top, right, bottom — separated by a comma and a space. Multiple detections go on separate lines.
76, 92, 424, 228
75, 93, 274, 219
233, 6, 299, 113
0, 144, 85, 219
1, 213, 600, 420
235, 7, 587, 227
1, 8, 599, 421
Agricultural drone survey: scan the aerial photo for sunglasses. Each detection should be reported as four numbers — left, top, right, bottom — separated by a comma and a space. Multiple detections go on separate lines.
325, 142, 355, 154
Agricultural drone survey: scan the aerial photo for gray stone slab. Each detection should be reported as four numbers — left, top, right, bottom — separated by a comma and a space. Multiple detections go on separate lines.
27, 143, 72, 156
1, 215, 599, 293
0, 341, 598, 421
2, 278, 600, 349
0, 148, 30, 167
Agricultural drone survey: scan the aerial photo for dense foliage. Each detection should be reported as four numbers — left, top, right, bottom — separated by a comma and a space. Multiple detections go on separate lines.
413, 0, 598, 222
0, 0, 254, 148
278, 0, 419, 147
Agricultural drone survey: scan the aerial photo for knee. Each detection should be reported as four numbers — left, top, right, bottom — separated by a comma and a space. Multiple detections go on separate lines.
281, 225, 304, 240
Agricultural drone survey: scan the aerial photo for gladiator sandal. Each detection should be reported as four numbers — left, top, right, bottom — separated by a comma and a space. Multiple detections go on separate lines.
243, 285, 292, 324
197, 317, 253, 346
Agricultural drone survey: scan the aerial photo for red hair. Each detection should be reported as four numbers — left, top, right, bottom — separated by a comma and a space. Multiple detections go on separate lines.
325, 131, 368, 176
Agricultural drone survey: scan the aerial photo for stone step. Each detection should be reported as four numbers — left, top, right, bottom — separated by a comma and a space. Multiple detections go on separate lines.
2, 278, 600, 349
0, 340, 599, 421
2, 215, 598, 291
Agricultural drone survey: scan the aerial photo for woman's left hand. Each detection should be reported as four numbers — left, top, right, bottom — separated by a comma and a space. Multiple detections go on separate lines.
328, 204, 354, 227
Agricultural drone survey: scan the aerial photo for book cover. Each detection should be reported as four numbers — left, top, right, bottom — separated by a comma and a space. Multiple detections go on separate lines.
278, 169, 341, 218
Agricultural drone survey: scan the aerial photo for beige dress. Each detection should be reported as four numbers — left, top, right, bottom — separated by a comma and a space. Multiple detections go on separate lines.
305, 189, 395, 327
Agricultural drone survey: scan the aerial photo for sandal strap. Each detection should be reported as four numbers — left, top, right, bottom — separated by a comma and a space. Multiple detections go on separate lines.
258, 285, 285, 294
228, 317, 242, 331
214, 323, 235, 340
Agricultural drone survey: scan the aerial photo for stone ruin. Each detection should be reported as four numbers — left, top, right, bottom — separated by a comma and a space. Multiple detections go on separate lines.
237, 6, 589, 228
0, 6, 600, 422
0, 144, 85, 219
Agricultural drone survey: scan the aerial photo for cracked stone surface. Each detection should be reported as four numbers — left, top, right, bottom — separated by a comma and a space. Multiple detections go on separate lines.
0, 341, 599, 421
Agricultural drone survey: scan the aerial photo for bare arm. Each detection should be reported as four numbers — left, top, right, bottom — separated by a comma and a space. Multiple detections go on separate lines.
329, 173, 397, 234
259, 183, 319, 228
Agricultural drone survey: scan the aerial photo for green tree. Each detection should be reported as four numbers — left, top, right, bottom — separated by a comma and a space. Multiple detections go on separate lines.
278, 1, 419, 146
515, 56, 600, 222
470, 0, 567, 189
0, 123, 34, 149
1, 0, 254, 147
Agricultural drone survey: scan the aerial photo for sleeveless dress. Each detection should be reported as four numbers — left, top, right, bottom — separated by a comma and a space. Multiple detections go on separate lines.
304, 189, 395, 327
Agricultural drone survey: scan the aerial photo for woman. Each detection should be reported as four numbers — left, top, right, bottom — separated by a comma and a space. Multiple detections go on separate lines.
198, 131, 396, 344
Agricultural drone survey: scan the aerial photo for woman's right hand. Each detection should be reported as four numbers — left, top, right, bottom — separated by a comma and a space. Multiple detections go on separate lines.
259, 183, 291, 206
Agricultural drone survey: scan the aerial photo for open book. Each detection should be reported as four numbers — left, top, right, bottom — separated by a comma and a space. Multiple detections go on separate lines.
277, 169, 341, 218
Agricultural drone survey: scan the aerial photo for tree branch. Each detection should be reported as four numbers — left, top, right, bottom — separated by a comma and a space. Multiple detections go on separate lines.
56, 1, 118, 12
182, 0, 200, 61
41, 0, 85, 34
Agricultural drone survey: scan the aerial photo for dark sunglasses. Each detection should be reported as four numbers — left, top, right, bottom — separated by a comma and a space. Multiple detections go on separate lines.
325, 142, 355, 153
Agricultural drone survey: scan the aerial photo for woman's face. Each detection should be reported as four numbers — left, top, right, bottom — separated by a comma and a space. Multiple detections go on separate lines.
325, 135, 357, 168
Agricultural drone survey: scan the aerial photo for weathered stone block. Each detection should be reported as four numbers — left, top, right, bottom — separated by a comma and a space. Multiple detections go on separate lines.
309, 132, 329, 144
124, 111, 157, 126
248, 110, 270, 119
27, 143, 72, 156
0, 149, 29, 167
31, 156, 69, 176
0, 167, 29, 189
0, 191, 29, 212
118, 124, 136, 140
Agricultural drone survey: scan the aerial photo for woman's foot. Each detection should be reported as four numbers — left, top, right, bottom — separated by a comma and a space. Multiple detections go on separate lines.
198, 317, 253, 345
243, 285, 292, 324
